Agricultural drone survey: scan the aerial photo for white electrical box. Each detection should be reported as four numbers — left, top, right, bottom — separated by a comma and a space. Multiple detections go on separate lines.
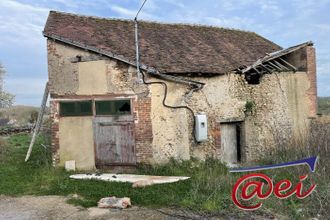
195, 113, 207, 142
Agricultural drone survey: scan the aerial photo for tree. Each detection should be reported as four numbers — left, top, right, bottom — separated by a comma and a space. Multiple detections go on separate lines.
0, 63, 14, 108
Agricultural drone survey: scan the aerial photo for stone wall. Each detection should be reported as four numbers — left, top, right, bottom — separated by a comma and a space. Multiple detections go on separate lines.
147, 69, 315, 163
48, 40, 317, 167
48, 40, 153, 169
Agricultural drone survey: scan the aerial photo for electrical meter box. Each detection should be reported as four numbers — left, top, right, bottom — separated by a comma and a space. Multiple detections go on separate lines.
195, 113, 207, 142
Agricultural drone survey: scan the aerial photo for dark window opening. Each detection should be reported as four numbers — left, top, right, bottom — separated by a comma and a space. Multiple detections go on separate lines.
118, 102, 130, 113
245, 74, 261, 85
60, 100, 93, 116
95, 100, 131, 116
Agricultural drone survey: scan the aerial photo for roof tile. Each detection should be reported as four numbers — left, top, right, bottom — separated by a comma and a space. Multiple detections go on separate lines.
44, 11, 281, 75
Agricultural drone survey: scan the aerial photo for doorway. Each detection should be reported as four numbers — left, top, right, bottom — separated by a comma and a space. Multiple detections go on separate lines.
220, 122, 242, 164
93, 99, 136, 167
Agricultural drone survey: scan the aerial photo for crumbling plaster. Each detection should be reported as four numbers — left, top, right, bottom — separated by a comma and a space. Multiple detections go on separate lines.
48, 40, 148, 96
48, 40, 151, 169
233, 72, 311, 160
48, 40, 314, 166
148, 71, 312, 163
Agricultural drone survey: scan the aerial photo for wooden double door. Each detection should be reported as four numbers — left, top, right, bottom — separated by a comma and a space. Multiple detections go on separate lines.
94, 117, 136, 166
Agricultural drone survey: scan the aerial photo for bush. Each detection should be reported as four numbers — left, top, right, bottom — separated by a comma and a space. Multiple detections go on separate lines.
29, 110, 39, 124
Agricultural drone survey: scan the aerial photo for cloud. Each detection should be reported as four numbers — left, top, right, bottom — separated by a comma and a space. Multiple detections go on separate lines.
0, 0, 49, 47
5, 77, 47, 106
203, 16, 263, 31
0, 0, 329, 105
318, 63, 330, 75
162, 0, 185, 9
315, 24, 330, 32
110, 4, 159, 20
258, 0, 283, 17
110, 5, 136, 17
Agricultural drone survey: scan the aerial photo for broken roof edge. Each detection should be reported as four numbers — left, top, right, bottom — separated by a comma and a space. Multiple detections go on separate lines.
44, 32, 205, 87
264, 41, 313, 62
239, 41, 313, 74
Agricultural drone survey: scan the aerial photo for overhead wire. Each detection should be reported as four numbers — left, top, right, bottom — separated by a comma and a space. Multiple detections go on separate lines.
135, 0, 148, 20
134, 0, 199, 143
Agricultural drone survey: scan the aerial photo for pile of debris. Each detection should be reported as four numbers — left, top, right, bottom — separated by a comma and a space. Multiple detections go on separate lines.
98, 196, 131, 209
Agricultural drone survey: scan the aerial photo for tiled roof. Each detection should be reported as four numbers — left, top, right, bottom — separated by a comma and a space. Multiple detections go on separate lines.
44, 11, 281, 75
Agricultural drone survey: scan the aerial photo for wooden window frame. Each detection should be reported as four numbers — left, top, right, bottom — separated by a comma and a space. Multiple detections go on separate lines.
94, 99, 132, 116
59, 100, 93, 117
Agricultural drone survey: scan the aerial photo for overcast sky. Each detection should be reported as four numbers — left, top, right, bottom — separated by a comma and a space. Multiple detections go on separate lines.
0, 0, 329, 106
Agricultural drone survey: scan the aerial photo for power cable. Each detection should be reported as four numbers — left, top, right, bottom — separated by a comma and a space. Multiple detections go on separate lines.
135, 0, 148, 20
141, 71, 198, 142
134, 0, 199, 143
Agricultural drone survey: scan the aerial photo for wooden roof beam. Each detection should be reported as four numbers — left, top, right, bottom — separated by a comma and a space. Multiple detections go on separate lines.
273, 60, 290, 71
278, 57, 297, 72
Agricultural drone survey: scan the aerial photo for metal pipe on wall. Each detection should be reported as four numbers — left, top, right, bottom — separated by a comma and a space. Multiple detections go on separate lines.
134, 19, 143, 84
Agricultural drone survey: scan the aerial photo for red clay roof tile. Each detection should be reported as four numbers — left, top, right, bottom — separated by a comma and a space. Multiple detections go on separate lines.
44, 11, 281, 75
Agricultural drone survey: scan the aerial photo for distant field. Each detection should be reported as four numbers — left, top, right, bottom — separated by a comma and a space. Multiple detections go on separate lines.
0, 105, 49, 125
318, 97, 330, 115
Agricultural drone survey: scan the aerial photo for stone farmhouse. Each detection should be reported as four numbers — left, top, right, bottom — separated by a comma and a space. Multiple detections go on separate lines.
44, 11, 317, 170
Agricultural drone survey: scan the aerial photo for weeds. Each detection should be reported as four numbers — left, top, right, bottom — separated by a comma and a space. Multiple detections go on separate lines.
255, 119, 330, 219
244, 100, 256, 115
0, 119, 329, 220
318, 97, 330, 115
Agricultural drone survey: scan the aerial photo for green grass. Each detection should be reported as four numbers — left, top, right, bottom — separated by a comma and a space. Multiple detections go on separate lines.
0, 133, 328, 219
0, 134, 240, 215
318, 97, 330, 115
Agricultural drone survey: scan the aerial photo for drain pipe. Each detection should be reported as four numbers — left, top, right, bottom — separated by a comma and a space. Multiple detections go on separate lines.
134, 0, 147, 84
134, 18, 143, 83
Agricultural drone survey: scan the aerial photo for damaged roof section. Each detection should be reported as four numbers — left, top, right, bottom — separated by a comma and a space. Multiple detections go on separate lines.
43, 11, 281, 76
237, 41, 313, 84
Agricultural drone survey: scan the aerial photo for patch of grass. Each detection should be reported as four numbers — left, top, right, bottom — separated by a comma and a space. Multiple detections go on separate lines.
0, 132, 328, 219
0, 134, 241, 216
67, 198, 97, 208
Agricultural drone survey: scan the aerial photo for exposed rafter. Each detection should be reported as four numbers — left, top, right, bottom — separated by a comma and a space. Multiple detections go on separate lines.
236, 41, 313, 83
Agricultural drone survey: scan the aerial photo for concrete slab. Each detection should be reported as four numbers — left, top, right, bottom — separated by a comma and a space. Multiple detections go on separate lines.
69, 174, 190, 186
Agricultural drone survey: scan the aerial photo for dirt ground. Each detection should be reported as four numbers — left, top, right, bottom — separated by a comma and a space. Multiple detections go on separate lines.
0, 195, 228, 220
0, 195, 280, 220
0, 195, 171, 220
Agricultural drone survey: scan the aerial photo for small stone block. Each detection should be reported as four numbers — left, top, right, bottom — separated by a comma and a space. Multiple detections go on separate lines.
65, 160, 76, 171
